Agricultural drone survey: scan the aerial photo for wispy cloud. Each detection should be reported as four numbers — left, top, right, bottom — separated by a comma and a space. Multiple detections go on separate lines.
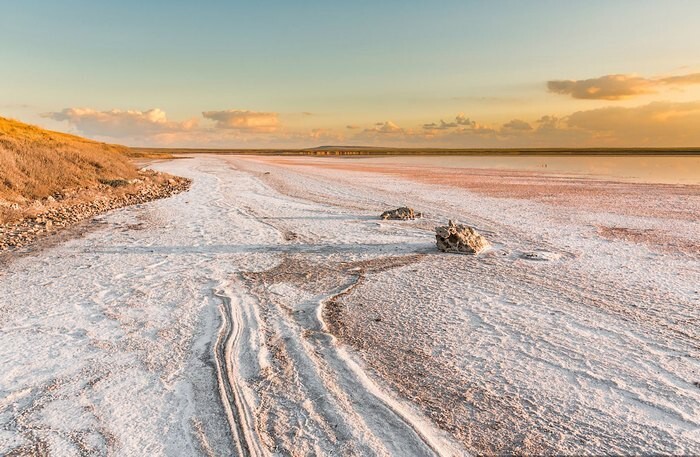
547, 72, 700, 100
202, 110, 279, 132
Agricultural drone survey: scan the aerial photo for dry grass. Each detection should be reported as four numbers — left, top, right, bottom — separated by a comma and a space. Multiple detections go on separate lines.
0, 117, 138, 203
124, 149, 176, 160
0, 117, 142, 224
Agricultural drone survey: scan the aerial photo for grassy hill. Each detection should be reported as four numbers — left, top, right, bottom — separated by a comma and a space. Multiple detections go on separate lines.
0, 117, 138, 203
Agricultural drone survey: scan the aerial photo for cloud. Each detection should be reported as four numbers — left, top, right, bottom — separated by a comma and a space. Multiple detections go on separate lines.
548, 75, 654, 100
660, 73, 700, 85
501, 119, 532, 131
535, 115, 561, 130
202, 110, 279, 132
423, 113, 482, 131
39, 99, 700, 148
455, 113, 476, 126
350, 100, 700, 148
423, 120, 457, 130
309, 128, 343, 142
547, 72, 700, 100
363, 121, 403, 134
565, 101, 700, 145
44, 108, 196, 138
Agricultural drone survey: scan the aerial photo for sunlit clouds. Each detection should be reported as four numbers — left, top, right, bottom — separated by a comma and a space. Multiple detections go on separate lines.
548, 72, 700, 100
202, 110, 279, 132
42, 76, 700, 148
501, 119, 532, 132
423, 114, 488, 132
566, 101, 700, 145
43, 108, 197, 138
363, 121, 403, 134
4, 1, 700, 149
348, 102, 700, 147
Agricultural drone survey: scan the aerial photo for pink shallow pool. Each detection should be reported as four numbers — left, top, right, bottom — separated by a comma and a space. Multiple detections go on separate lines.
336, 155, 700, 185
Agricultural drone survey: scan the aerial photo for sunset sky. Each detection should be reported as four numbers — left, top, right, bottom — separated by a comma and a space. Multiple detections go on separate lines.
2, 0, 700, 148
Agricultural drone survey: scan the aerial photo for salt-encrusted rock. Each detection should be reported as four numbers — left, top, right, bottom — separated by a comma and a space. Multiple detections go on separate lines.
381, 207, 415, 220
435, 220, 490, 254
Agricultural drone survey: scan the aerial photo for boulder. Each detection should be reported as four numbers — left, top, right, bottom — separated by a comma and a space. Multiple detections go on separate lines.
435, 220, 490, 254
381, 207, 415, 220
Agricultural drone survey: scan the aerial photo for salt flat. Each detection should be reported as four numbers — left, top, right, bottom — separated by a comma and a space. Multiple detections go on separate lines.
1, 155, 698, 456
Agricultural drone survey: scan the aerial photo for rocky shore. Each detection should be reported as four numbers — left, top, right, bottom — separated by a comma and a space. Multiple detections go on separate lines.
0, 170, 191, 251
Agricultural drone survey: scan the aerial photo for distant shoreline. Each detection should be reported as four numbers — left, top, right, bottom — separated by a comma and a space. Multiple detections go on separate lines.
130, 146, 700, 157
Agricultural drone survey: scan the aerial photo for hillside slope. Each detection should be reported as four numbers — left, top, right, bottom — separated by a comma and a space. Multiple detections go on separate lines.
0, 117, 138, 203
0, 117, 190, 246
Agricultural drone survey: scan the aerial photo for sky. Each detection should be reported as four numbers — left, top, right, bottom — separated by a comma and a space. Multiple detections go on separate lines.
2, 0, 700, 148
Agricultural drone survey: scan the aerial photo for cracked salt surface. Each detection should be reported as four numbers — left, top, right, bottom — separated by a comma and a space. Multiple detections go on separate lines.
1, 155, 698, 456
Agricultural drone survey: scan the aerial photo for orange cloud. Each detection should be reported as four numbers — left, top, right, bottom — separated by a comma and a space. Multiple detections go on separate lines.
657, 73, 700, 85
565, 101, 700, 145
350, 102, 700, 147
202, 110, 279, 132
39, 100, 700, 148
501, 119, 532, 132
547, 72, 700, 100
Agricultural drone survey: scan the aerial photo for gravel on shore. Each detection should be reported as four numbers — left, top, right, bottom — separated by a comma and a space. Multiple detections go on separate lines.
0, 171, 191, 251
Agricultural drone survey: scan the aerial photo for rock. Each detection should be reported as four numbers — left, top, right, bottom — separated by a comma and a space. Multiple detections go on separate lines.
381, 207, 415, 220
435, 220, 490, 254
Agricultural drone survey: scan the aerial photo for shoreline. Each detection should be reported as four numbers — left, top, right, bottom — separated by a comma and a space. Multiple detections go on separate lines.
225, 155, 699, 454
0, 170, 191, 253
1, 155, 697, 455
130, 147, 700, 157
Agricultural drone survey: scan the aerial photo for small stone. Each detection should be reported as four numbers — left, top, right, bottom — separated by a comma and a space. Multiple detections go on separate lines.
380, 207, 415, 220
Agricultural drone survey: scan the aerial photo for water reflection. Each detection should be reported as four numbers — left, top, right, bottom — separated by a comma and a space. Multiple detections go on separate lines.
347, 155, 700, 185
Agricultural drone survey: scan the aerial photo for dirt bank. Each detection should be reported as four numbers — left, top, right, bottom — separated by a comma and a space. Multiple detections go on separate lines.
0, 170, 191, 252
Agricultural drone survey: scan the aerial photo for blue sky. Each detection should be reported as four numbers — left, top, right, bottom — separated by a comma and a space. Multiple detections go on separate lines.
2, 0, 700, 147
